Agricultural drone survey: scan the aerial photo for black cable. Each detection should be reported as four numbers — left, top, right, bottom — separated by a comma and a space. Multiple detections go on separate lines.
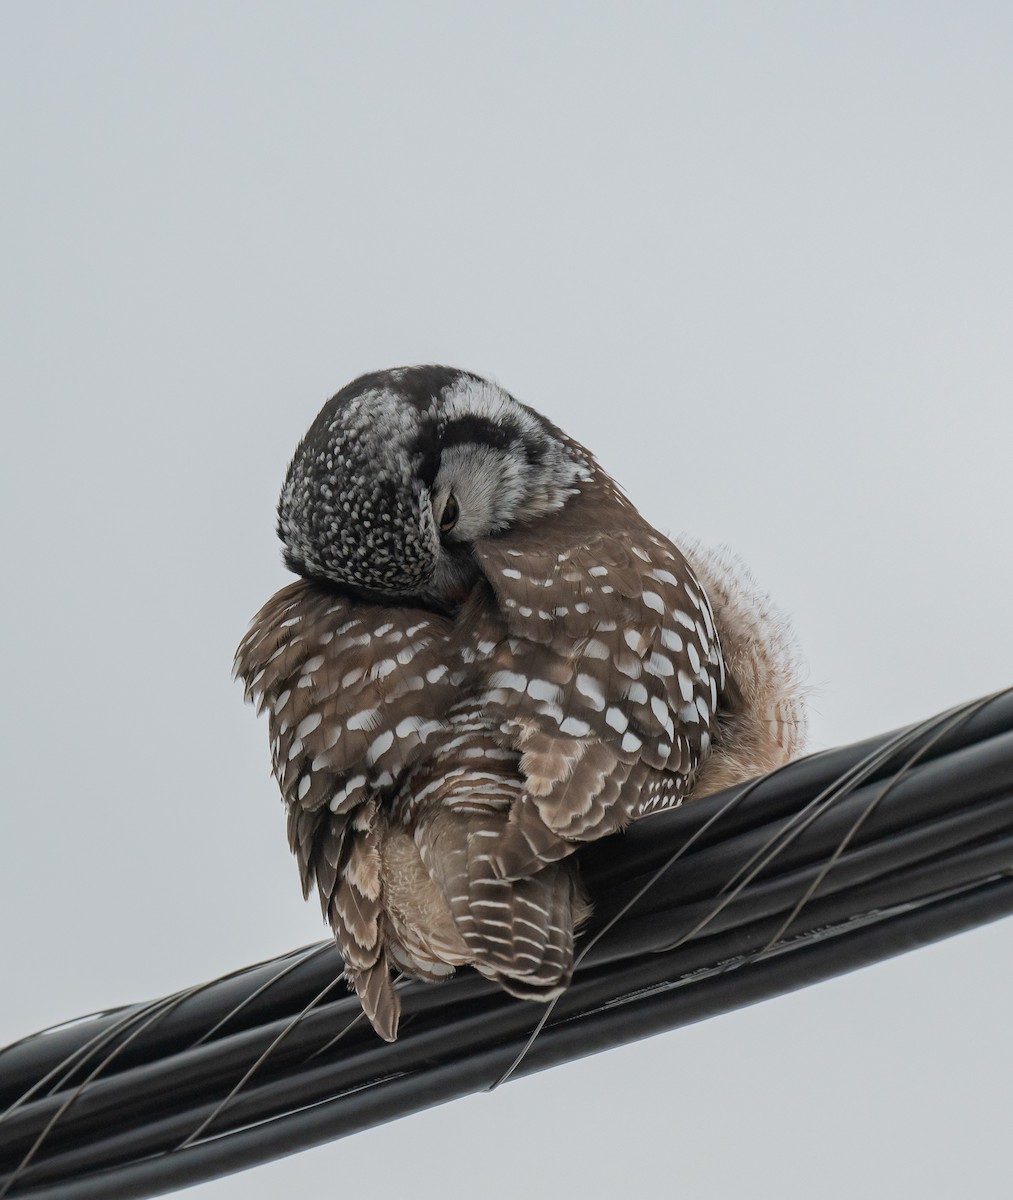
1, 690, 1010, 1199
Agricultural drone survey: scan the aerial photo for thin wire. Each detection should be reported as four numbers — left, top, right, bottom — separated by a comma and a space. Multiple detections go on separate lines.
662, 704, 980, 951
0, 945, 337, 1190
754, 690, 1006, 955
0, 987, 208, 1200
300, 981, 412, 1064
189, 943, 333, 1048
0, 996, 175, 1127
179, 968, 413, 1148
177, 969, 348, 1149
0, 940, 328, 1128
0, 1005, 133, 1062
716, 708, 961, 897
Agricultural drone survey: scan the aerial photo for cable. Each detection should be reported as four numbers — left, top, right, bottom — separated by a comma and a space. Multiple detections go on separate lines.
1, 690, 1010, 1199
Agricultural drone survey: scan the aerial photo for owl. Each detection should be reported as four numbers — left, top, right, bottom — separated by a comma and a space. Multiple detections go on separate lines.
236, 366, 807, 1039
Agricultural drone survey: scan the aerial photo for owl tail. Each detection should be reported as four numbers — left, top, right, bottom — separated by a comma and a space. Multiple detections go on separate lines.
681, 541, 810, 795
413, 805, 590, 999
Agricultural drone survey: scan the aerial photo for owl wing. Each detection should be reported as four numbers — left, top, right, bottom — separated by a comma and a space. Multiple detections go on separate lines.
235, 579, 467, 1038
474, 516, 725, 879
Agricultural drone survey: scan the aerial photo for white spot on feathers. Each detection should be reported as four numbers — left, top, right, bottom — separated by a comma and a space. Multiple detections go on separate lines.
660, 627, 684, 653
576, 673, 606, 710
560, 716, 591, 736
527, 678, 562, 703
490, 669, 528, 692
605, 706, 628, 733
367, 729, 395, 763
296, 712, 322, 738
647, 651, 674, 677
346, 708, 381, 732
651, 695, 674, 733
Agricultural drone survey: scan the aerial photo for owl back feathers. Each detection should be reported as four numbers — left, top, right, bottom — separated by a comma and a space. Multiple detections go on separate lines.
237, 505, 806, 1039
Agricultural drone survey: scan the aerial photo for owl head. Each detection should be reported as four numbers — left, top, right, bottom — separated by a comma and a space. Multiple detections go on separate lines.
277, 366, 591, 611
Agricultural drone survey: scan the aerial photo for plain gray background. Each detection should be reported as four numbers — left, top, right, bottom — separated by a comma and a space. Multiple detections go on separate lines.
2, 3, 1011, 1196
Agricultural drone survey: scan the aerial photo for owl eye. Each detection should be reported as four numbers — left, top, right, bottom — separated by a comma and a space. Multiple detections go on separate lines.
439, 492, 460, 534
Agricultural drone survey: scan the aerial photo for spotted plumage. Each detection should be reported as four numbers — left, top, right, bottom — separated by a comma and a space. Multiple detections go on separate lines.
236, 366, 807, 1039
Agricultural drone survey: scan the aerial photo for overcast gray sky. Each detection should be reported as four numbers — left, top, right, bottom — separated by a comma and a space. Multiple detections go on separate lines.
2, 3, 1011, 1197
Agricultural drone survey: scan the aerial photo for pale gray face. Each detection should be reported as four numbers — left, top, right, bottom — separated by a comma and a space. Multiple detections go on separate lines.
277, 366, 591, 611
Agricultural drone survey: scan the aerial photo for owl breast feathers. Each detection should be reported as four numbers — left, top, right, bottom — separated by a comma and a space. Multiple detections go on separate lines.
235, 366, 807, 1039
